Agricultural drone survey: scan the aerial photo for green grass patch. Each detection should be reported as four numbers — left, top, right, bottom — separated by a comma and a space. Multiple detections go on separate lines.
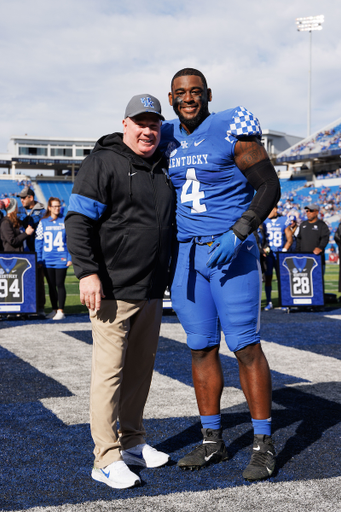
44, 266, 88, 315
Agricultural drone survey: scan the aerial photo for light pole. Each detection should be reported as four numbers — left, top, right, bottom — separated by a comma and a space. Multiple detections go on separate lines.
296, 15, 324, 137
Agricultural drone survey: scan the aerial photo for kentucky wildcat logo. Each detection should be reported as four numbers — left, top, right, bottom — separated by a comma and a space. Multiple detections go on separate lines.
140, 97, 154, 108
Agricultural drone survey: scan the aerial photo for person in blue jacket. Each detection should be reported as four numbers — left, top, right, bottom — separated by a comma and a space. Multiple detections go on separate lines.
35, 197, 71, 320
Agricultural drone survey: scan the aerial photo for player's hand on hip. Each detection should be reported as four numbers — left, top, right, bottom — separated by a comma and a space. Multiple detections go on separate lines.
206, 230, 243, 268
79, 274, 105, 311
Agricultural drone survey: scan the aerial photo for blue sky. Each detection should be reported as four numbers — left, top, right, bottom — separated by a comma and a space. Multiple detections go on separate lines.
0, 0, 340, 153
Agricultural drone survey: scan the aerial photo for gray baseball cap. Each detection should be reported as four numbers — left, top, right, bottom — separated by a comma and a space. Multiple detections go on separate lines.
305, 204, 319, 211
18, 186, 35, 198
124, 94, 164, 120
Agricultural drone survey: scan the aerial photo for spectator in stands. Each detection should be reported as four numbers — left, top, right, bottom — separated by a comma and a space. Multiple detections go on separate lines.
35, 197, 72, 321
296, 204, 330, 270
17, 187, 46, 318
0, 199, 34, 252
334, 221, 341, 292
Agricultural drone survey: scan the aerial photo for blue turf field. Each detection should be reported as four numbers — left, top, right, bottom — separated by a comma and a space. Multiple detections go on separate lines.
0, 310, 341, 511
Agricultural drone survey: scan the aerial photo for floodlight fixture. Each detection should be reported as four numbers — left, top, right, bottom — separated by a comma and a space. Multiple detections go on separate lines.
296, 15, 324, 32
296, 15, 324, 136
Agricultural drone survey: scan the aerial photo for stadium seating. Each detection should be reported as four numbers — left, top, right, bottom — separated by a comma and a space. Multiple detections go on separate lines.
0, 180, 28, 198
38, 181, 74, 214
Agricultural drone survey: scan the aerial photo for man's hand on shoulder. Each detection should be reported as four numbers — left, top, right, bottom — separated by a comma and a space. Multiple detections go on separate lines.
234, 138, 268, 171
79, 274, 105, 312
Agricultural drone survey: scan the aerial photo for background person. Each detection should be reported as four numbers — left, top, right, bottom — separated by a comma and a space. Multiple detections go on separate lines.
287, 214, 299, 252
296, 204, 330, 270
35, 197, 72, 320
17, 187, 46, 317
160, 68, 280, 482
263, 205, 293, 310
65, 94, 175, 490
0, 198, 34, 252
334, 221, 341, 292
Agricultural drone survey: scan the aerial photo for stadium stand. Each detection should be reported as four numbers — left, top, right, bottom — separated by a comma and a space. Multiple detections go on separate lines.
277, 117, 341, 163
0, 179, 31, 199
37, 181, 73, 214
0, 178, 74, 216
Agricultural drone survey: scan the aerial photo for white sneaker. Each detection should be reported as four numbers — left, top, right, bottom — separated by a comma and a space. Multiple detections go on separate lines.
264, 302, 273, 311
46, 310, 57, 319
121, 443, 169, 468
53, 311, 65, 320
91, 460, 140, 489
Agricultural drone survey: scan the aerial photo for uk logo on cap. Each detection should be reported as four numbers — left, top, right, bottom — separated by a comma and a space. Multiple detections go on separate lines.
140, 97, 154, 109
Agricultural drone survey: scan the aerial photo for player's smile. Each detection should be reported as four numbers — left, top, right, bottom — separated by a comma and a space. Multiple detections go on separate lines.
169, 75, 212, 134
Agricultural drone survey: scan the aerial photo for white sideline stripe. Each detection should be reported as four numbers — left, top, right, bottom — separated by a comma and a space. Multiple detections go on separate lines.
0, 323, 92, 397
324, 314, 341, 321
160, 321, 341, 384
0, 319, 340, 425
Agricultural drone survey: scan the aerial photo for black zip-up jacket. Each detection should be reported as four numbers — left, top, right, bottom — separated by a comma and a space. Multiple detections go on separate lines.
65, 133, 175, 300
296, 219, 330, 265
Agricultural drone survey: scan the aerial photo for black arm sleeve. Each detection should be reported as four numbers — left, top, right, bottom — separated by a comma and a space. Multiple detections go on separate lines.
232, 158, 281, 241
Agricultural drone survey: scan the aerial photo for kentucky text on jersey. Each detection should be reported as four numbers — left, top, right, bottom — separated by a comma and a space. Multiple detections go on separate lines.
169, 154, 209, 168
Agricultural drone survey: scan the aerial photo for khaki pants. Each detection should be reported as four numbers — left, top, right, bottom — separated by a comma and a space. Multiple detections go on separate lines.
89, 299, 162, 469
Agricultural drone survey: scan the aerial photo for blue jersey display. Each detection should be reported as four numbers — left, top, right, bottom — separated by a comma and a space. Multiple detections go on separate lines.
35, 215, 71, 268
263, 215, 290, 252
160, 106, 262, 242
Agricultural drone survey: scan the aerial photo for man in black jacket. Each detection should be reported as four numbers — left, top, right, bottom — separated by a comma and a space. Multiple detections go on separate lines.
296, 204, 330, 268
65, 94, 175, 490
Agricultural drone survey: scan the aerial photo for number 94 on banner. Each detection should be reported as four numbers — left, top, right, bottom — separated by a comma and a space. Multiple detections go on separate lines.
0, 253, 37, 314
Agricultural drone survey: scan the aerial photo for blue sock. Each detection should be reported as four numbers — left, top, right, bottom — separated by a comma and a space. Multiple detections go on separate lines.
265, 286, 272, 304
252, 417, 272, 436
200, 414, 221, 430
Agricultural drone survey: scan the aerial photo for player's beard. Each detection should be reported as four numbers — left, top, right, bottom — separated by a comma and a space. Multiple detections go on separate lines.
173, 101, 210, 132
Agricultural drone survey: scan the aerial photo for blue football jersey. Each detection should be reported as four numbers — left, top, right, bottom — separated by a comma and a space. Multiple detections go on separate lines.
263, 215, 290, 252
160, 106, 262, 241
35, 215, 71, 268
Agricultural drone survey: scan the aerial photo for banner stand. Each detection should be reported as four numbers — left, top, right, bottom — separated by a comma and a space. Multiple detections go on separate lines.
0, 253, 37, 315
277, 252, 324, 311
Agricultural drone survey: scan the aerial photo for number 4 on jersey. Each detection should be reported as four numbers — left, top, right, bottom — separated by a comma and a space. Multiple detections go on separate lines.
181, 168, 207, 213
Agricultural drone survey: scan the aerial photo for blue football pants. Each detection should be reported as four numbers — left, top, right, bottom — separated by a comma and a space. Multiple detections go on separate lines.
171, 238, 261, 353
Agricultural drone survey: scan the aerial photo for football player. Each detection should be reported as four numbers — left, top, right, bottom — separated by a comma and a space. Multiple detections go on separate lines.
263, 206, 293, 310
160, 68, 280, 481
